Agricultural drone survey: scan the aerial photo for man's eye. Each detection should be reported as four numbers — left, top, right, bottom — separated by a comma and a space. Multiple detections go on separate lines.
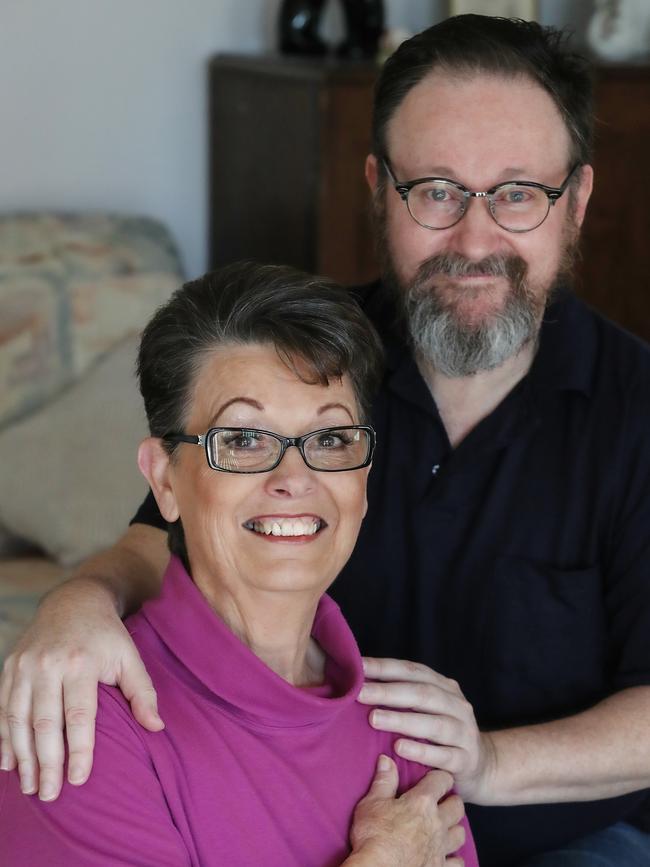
428, 188, 449, 202
498, 187, 534, 205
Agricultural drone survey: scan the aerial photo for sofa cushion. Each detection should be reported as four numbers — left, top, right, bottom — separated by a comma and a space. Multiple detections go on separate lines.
0, 335, 149, 566
0, 212, 183, 430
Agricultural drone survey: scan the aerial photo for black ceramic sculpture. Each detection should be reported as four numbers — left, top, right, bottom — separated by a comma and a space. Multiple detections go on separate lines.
279, 0, 385, 59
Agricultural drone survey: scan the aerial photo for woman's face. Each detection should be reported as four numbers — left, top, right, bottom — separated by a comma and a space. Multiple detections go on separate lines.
143, 343, 369, 601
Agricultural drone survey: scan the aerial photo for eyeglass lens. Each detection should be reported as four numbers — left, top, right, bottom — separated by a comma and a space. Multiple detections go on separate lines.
208, 428, 371, 472
407, 180, 551, 231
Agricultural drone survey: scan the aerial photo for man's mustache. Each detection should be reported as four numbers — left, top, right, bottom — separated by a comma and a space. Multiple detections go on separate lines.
412, 252, 528, 288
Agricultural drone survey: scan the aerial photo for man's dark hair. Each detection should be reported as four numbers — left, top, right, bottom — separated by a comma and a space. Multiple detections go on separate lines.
372, 14, 594, 172
137, 261, 384, 565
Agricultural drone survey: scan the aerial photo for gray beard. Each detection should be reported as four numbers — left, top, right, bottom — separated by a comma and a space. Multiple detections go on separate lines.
404, 252, 541, 377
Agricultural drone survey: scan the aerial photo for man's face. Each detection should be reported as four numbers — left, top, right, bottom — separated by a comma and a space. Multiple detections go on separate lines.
366, 71, 593, 375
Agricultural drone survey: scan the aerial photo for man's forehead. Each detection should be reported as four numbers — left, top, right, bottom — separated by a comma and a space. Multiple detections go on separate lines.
385, 69, 571, 177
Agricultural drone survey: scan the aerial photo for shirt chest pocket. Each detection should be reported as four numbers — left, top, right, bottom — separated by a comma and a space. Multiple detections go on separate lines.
483, 557, 607, 722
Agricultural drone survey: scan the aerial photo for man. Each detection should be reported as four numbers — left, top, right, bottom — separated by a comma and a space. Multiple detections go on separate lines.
1, 15, 649, 867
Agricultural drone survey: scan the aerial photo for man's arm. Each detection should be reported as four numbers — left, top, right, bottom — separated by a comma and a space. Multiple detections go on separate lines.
359, 658, 650, 806
0, 522, 168, 802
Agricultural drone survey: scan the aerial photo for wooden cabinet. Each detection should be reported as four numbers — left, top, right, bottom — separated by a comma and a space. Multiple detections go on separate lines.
576, 65, 650, 341
209, 56, 650, 340
209, 54, 377, 286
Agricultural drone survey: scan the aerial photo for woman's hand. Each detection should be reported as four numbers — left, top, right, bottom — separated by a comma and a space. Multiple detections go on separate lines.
0, 576, 163, 803
358, 657, 495, 804
346, 755, 466, 866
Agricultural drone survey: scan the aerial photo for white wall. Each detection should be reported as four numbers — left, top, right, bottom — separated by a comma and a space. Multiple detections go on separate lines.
0, 1, 591, 279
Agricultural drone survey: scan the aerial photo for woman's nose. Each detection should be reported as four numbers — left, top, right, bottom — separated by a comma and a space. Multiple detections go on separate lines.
264, 445, 316, 497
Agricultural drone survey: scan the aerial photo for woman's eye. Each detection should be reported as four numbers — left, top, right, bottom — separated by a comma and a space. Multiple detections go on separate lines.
316, 432, 348, 449
225, 431, 262, 449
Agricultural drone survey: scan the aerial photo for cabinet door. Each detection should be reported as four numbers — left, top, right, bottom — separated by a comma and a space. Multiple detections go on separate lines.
576, 67, 650, 341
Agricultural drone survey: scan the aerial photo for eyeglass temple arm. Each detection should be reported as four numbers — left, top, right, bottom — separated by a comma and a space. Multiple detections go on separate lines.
547, 163, 581, 202
162, 433, 203, 446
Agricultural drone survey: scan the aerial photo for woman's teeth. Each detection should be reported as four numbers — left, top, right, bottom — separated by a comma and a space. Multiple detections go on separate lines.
245, 518, 322, 537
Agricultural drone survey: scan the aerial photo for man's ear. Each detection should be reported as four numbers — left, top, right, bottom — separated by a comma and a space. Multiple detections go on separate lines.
573, 164, 594, 229
365, 153, 379, 194
137, 438, 180, 523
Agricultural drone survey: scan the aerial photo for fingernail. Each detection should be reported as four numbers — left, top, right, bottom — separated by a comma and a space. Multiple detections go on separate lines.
396, 740, 417, 758
357, 686, 369, 701
68, 765, 86, 785
21, 776, 36, 795
371, 710, 387, 726
0, 753, 11, 771
39, 783, 56, 801
378, 754, 390, 771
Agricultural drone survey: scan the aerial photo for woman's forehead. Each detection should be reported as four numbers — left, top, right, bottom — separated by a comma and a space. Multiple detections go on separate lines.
189, 343, 357, 425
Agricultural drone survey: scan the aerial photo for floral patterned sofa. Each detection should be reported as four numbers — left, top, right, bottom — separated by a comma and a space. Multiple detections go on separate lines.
0, 212, 184, 661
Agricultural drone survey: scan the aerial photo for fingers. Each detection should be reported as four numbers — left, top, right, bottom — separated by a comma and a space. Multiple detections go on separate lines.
62, 673, 98, 787
365, 754, 399, 800
402, 768, 454, 803
31, 674, 65, 800
118, 651, 164, 733
439, 793, 465, 827
362, 657, 460, 693
370, 707, 464, 745
359, 678, 468, 717
439, 794, 466, 858
4, 672, 38, 794
0, 660, 18, 772
395, 739, 465, 774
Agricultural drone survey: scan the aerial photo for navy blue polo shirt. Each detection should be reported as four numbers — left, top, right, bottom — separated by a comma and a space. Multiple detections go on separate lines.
132, 283, 650, 866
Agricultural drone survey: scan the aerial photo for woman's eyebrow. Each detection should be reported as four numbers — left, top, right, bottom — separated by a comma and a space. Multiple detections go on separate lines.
209, 397, 263, 426
317, 402, 355, 423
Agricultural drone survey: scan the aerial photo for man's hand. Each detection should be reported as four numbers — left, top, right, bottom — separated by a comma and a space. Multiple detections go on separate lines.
347, 755, 465, 866
358, 657, 495, 804
0, 577, 163, 802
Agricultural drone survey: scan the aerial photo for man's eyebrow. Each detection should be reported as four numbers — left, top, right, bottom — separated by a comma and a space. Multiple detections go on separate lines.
317, 402, 355, 423
412, 166, 532, 183
209, 397, 263, 426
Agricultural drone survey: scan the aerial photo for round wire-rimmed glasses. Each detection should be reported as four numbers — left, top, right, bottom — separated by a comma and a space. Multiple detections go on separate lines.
382, 158, 580, 233
163, 425, 376, 474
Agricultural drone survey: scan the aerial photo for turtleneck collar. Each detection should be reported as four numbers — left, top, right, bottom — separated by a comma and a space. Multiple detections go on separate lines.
135, 555, 364, 730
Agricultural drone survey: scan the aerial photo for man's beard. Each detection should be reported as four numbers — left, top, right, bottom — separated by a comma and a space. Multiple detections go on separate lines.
376, 199, 578, 378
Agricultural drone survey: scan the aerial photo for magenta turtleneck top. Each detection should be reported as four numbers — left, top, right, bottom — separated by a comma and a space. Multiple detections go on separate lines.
0, 555, 478, 866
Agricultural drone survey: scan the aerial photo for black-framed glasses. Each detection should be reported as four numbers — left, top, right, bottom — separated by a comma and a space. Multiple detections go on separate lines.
383, 158, 580, 233
163, 425, 376, 474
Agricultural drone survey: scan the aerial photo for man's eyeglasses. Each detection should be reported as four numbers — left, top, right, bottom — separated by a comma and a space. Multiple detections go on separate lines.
382, 158, 580, 233
163, 425, 376, 474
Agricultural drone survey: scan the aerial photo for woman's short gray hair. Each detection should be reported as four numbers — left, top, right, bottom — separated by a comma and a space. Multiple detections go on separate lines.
137, 261, 384, 444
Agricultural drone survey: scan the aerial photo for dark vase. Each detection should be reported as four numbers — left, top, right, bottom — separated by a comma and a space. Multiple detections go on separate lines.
337, 0, 385, 60
279, 0, 328, 56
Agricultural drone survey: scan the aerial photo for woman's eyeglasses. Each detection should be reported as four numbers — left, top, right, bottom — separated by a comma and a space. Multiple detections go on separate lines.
162, 425, 376, 474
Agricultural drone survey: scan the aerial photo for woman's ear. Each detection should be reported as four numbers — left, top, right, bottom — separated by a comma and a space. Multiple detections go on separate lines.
137, 438, 180, 522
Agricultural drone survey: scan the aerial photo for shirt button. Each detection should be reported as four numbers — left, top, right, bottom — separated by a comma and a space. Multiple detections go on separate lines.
431, 464, 440, 475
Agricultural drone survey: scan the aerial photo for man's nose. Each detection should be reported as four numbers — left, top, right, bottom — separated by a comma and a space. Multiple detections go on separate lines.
445, 196, 506, 261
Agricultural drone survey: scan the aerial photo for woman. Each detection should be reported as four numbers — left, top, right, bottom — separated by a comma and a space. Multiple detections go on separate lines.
0, 262, 477, 866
